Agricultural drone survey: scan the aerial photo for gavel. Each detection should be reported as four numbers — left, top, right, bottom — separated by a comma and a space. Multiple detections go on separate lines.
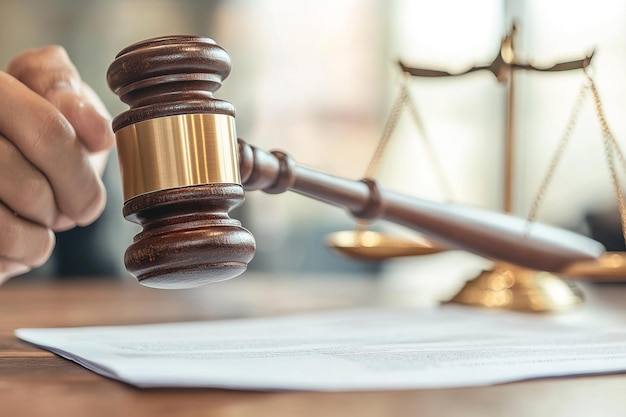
106, 35, 603, 289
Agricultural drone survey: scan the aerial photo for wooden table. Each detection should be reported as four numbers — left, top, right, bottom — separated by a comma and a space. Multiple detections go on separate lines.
2, 274, 626, 417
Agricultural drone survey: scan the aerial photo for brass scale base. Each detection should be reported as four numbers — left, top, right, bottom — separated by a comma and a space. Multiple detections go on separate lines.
449, 263, 583, 312
450, 252, 626, 312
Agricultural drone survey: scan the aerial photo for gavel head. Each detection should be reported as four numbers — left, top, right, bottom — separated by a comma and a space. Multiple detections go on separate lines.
107, 35, 255, 289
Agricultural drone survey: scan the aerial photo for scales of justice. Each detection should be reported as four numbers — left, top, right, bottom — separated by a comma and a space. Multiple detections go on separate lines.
106, 33, 612, 311
327, 23, 626, 312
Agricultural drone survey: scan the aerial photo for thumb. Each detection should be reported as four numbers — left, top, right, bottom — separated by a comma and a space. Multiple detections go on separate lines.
7, 45, 114, 153
48, 83, 115, 153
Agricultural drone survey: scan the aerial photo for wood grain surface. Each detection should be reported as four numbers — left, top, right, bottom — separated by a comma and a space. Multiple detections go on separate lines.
2, 275, 626, 417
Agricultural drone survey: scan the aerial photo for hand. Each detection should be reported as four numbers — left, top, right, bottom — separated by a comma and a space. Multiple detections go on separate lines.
0, 46, 115, 283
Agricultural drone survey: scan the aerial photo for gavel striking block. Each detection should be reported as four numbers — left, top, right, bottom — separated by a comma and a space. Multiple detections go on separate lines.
107, 35, 604, 289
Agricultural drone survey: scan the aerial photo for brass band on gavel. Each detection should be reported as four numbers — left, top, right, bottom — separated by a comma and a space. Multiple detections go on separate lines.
115, 113, 240, 201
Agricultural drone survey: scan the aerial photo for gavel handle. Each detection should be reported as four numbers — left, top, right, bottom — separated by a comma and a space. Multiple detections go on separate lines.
238, 139, 604, 272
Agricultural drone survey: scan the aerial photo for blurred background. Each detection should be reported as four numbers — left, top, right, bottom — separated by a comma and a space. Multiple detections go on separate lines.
1, 0, 625, 298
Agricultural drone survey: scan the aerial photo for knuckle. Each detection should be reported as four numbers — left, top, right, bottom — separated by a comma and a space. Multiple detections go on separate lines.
32, 109, 73, 149
17, 175, 51, 211
42, 108, 72, 136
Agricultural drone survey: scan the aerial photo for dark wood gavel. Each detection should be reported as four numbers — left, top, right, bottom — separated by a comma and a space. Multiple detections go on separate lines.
106, 35, 603, 289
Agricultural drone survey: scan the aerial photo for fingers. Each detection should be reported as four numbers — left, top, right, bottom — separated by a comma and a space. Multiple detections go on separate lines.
0, 45, 115, 283
0, 72, 106, 226
0, 203, 55, 282
7, 46, 115, 154
0, 134, 61, 228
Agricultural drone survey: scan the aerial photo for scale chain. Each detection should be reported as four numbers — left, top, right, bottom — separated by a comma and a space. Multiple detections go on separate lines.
403, 80, 455, 202
527, 73, 626, 245
590, 77, 626, 244
526, 78, 591, 225
364, 75, 454, 199
358, 74, 454, 230
357, 76, 409, 231
363, 78, 408, 180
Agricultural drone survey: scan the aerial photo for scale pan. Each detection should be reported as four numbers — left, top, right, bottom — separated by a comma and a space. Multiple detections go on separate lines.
326, 230, 444, 261
561, 251, 626, 280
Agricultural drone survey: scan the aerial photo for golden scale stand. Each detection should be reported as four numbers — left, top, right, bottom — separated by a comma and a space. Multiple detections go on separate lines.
328, 23, 626, 312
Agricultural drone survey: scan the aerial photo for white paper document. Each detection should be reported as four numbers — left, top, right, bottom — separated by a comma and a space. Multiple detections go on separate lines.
15, 306, 626, 391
